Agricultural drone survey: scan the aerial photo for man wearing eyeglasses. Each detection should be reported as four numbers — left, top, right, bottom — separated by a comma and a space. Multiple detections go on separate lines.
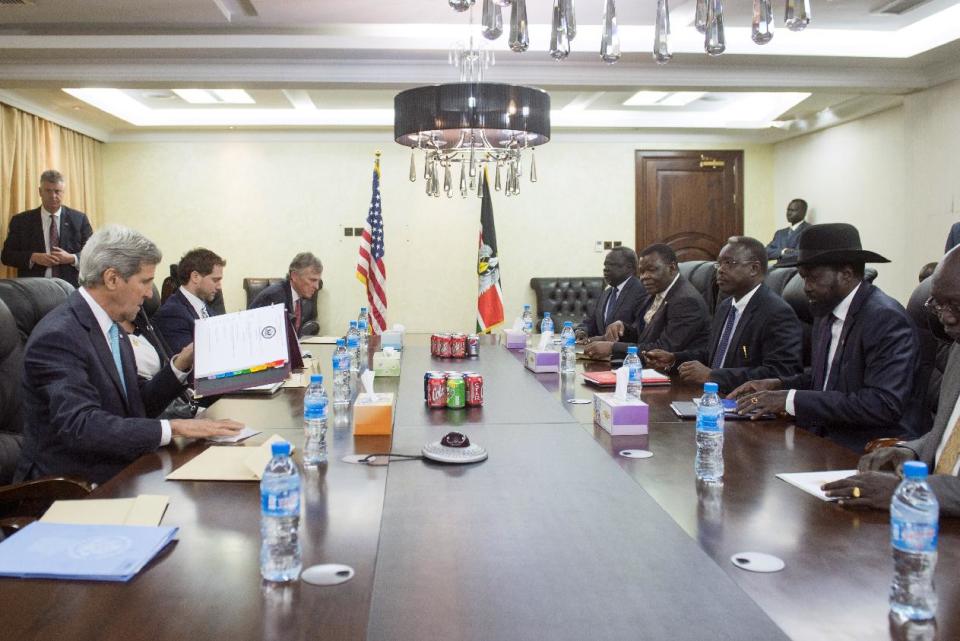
644, 237, 803, 392
821, 247, 960, 514
731, 223, 924, 452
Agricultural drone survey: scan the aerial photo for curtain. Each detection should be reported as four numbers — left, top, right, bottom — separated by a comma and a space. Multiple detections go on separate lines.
0, 102, 102, 278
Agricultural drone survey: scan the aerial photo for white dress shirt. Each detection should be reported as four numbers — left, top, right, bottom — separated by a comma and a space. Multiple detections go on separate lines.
34, 207, 77, 277
78, 287, 189, 445
715, 283, 762, 367
129, 333, 162, 379
785, 283, 862, 415
179, 286, 208, 318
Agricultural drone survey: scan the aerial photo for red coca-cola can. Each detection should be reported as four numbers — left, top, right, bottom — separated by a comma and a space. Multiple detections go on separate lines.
426, 373, 447, 408
465, 373, 484, 407
438, 333, 452, 358
451, 333, 467, 358
430, 333, 440, 356
424, 370, 444, 400
466, 334, 480, 357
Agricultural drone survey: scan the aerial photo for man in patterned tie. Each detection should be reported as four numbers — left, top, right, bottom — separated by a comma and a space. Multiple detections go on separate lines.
644, 237, 803, 392
732, 223, 925, 452
249, 252, 323, 337
153, 247, 226, 353
1, 169, 94, 288
822, 247, 960, 515
14, 226, 242, 485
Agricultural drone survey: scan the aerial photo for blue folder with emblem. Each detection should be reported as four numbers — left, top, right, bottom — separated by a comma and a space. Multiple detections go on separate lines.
0, 521, 178, 582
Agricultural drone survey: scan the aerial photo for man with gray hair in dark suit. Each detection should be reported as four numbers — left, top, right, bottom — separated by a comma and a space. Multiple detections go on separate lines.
249, 252, 323, 337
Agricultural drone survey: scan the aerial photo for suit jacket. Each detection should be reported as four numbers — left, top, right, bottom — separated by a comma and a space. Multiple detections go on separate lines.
152, 289, 200, 354
765, 221, 810, 260
14, 291, 186, 485
576, 276, 649, 338
1, 206, 94, 287
946, 222, 960, 253
249, 279, 316, 337
902, 343, 960, 516
613, 276, 710, 360
780, 282, 924, 452
672, 284, 803, 393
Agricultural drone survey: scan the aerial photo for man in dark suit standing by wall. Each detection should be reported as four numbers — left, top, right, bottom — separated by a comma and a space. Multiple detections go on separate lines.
153, 247, 226, 354
14, 225, 242, 485
733, 223, 925, 452
584, 243, 710, 363
765, 199, 810, 261
822, 247, 960, 515
249, 252, 323, 337
1, 169, 94, 287
575, 246, 648, 342
644, 236, 803, 393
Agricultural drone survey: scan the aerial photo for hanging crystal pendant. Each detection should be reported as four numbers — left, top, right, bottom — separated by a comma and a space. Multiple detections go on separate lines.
784, 0, 810, 31
509, 0, 529, 52
653, 0, 672, 64
549, 0, 570, 60
443, 164, 453, 196
530, 150, 538, 183
477, 172, 484, 197
459, 162, 467, 197
409, 151, 417, 182
449, 0, 475, 12
423, 153, 431, 180
752, 0, 774, 43
482, 0, 504, 40
493, 0, 512, 5
495, 162, 503, 191
563, 0, 576, 40
600, 0, 620, 64
704, 0, 725, 56
695, 0, 708, 34
433, 162, 441, 197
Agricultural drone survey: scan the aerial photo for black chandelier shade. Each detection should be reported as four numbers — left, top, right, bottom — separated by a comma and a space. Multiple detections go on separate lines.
394, 83, 551, 150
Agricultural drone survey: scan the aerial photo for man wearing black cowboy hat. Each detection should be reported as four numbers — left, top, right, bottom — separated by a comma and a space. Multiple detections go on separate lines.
731, 223, 925, 452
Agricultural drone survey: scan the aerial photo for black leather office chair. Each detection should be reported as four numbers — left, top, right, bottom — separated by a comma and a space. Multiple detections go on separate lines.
906, 276, 950, 430
529, 277, 605, 329
678, 260, 719, 317
243, 277, 321, 336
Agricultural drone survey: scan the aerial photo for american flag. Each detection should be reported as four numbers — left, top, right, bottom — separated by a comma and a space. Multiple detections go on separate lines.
356, 154, 387, 334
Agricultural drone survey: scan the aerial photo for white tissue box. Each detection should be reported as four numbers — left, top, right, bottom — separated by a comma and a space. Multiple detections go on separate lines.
503, 329, 527, 350
381, 330, 403, 350
593, 393, 649, 435
373, 350, 401, 377
524, 348, 559, 373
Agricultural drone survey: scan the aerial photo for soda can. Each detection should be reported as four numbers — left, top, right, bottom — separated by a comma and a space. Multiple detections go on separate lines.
430, 333, 440, 356
426, 374, 447, 408
438, 333, 452, 358
451, 333, 467, 358
424, 370, 445, 400
465, 373, 484, 407
466, 334, 480, 357
446, 373, 466, 409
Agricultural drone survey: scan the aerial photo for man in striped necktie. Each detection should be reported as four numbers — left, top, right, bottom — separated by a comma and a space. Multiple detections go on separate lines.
250, 252, 323, 337
823, 247, 960, 515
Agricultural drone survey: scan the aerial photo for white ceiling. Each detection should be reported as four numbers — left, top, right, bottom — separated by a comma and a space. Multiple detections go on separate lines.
0, 0, 958, 142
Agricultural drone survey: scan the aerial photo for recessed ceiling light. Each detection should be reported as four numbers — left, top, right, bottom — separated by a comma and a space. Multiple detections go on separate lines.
173, 89, 255, 104
658, 92, 707, 107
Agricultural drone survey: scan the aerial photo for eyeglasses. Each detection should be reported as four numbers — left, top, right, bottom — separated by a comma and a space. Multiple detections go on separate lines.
715, 259, 759, 270
924, 297, 960, 319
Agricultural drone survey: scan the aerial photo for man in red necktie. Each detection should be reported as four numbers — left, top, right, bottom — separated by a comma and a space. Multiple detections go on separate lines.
249, 252, 323, 337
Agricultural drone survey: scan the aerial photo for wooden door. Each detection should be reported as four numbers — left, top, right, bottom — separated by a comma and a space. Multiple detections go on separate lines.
635, 150, 743, 262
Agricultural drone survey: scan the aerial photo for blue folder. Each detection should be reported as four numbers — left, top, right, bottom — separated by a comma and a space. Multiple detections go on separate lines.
0, 521, 178, 582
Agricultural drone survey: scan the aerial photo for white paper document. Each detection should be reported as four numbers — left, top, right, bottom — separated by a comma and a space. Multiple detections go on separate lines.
776, 470, 858, 501
194, 304, 288, 379
207, 426, 262, 443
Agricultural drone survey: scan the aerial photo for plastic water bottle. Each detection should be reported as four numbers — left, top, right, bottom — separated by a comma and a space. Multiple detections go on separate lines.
358, 319, 369, 359
521, 304, 534, 346
260, 441, 301, 582
303, 374, 328, 466
560, 321, 575, 344
560, 334, 577, 374
540, 311, 554, 337
346, 321, 361, 373
890, 461, 939, 620
358, 306, 370, 334
623, 345, 643, 400
695, 381, 724, 483
332, 338, 352, 406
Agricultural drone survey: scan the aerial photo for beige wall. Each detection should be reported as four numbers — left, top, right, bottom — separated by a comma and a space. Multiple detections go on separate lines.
102, 137, 774, 333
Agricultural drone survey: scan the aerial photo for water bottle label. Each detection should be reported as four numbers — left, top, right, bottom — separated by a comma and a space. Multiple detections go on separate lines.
696, 414, 721, 431
628, 366, 641, 383
891, 518, 938, 552
305, 399, 328, 418
261, 488, 300, 517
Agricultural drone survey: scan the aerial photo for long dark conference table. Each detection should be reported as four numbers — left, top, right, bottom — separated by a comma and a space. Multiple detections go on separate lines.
2, 335, 957, 641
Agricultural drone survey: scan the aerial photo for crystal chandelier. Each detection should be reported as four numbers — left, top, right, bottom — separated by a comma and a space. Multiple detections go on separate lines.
394, 12, 550, 198
448, 0, 810, 65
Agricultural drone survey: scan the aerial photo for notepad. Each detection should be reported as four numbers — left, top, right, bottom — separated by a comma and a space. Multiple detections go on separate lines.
582, 369, 670, 387
40, 495, 169, 527
0, 521, 179, 582
300, 335, 340, 345
166, 435, 293, 481
776, 470, 858, 501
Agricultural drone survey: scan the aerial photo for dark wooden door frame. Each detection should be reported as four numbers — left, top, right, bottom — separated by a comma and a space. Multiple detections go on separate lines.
634, 150, 744, 260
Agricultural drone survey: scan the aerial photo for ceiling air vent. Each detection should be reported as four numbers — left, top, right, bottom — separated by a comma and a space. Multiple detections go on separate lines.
872, 0, 933, 15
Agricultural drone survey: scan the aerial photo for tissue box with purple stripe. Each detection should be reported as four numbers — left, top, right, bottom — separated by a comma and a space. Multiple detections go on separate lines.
524, 348, 559, 373
593, 393, 649, 435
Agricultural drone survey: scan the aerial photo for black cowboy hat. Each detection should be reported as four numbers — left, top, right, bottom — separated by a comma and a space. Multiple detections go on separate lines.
775, 222, 889, 268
